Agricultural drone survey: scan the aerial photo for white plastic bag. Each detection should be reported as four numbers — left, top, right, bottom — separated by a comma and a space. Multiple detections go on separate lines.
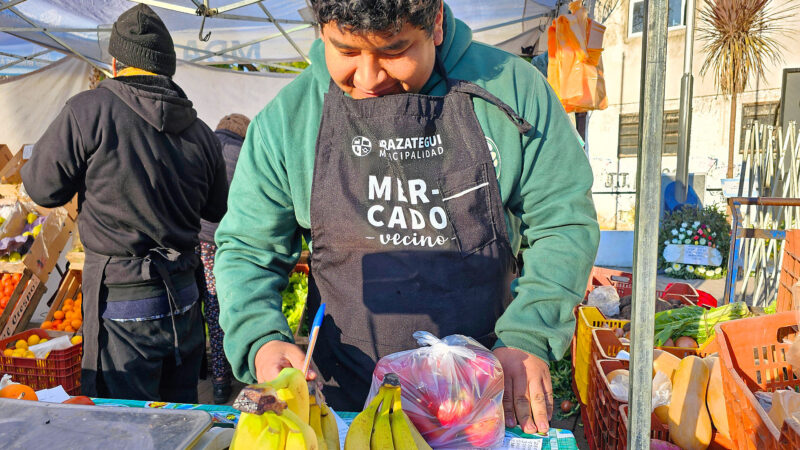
651, 371, 672, 411
608, 370, 671, 409
587, 285, 620, 317
28, 335, 72, 359
0, 373, 18, 390
367, 331, 504, 448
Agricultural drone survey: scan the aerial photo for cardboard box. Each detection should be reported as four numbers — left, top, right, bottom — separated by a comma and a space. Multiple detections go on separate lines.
0, 201, 74, 283
0, 145, 29, 185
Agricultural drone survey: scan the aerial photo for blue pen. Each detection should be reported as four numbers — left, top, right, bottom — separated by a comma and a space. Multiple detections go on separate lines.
302, 303, 326, 375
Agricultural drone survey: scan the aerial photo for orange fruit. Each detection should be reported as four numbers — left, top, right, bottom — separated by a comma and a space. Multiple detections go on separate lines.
64, 326, 75, 333
0, 384, 37, 401
53, 311, 65, 320
41, 321, 52, 330
61, 306, 72, 314
70, 320, 82, 329
64, 299, 74, 307
56, 322, 66, 331
65, 312, 75, 321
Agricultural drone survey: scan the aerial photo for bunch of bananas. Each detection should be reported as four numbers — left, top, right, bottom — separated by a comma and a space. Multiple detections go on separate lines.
231, 367, 339, 450
345, 373, 432, 450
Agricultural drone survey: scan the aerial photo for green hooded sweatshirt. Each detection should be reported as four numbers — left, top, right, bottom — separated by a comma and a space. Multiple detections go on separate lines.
215, 4, 600, 384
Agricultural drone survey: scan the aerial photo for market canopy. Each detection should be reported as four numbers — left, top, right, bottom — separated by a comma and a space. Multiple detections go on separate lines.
0, 0, 559, 76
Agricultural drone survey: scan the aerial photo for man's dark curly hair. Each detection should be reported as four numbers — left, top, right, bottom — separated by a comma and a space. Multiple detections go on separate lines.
310, 0, 442, 36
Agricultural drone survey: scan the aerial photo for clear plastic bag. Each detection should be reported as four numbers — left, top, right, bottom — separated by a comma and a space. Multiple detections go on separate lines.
367, 331, 504, 448
587, 285, 620, 317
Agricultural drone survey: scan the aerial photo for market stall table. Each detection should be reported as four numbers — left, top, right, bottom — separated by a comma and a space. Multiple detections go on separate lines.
24, 397, 581, 449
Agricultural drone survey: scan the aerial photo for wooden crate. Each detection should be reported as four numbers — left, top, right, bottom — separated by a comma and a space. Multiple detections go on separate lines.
778, 230, 800, 311
43, 269, 82, 332
0, 269, 47, 338
65, 251, 84, 271
0, 201, 74, 283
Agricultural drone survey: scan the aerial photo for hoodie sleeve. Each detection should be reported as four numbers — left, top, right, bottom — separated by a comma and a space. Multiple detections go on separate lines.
21, 104, 87, 208
201, 137, 228, 223
493, 70, 600, 364
214, 115, 303, 384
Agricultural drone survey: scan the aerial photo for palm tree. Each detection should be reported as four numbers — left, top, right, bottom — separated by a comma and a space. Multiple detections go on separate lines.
697, 0, 797, 179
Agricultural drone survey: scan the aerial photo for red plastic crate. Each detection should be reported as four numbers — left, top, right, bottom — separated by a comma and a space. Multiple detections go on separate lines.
0, 328, 82, 395
716, 312, 800, 450
587, 359, 627, 450
585, 267, 633, 299
581, 402, 598, 450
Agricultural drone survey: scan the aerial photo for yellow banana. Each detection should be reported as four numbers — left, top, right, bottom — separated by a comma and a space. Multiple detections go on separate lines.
309, 391, 328, 450
371, 387, 394, 450
344, 387, 385, 450
319, 401, 341, 450
255, 412, 287, 450
277, 408, 319, 450
389, 387, 431, 450
231, 411, 270, 450
267, 367, 310, 424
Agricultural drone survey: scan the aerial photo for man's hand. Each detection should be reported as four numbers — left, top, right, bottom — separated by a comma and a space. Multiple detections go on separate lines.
493, 347, 553, 435
254, 340, 317, 382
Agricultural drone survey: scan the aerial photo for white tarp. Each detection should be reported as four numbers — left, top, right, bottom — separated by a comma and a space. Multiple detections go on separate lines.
1, 0, 557, 73
0, 56, 295, 151
0, 57, 91, 151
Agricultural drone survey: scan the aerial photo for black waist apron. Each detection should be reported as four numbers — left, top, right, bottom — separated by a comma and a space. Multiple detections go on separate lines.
308, 61, 532, 410
81, 247, 199, 396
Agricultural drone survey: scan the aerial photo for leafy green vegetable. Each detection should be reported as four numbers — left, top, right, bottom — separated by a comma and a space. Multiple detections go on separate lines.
764, 300, 777, 315
550, 355, 580, 419
281, 271, 308, 335
653, 302, 750, 346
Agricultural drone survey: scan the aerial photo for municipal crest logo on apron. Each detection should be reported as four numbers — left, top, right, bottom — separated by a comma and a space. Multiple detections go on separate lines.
352, 136, 372, 157
486, 137, 500, 177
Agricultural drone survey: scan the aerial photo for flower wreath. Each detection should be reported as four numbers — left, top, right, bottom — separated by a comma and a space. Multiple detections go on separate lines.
657, 205, 731, 279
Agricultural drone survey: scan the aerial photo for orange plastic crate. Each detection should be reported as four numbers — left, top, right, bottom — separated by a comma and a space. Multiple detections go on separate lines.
716, 312, 799, 450
618, 404, 733, 450
781, 416, 800, 449
0, 328, 82, 395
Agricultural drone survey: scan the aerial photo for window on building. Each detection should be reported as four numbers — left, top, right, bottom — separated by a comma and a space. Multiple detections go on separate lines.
740, 101, 780, 151
630, 0, 686, 36
618, 111, 680, 157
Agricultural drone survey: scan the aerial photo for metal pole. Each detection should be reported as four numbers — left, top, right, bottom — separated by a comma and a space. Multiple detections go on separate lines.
257, 3, 310, 63
628, 0, 669, 449
675, 0, 696, 203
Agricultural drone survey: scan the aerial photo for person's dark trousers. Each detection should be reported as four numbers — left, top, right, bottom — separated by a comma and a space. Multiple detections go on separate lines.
95, 302, 205, 403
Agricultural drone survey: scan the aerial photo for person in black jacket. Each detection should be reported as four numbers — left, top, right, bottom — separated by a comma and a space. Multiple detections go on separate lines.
21, 4, 227, 403
198, 113, 249, 404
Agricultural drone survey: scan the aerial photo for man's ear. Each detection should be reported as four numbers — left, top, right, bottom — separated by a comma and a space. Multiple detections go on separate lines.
433, 2, 444, 46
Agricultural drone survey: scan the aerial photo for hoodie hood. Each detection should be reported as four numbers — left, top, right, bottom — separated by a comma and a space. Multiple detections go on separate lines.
307, 2, 472, 95
99, 76, 197, 134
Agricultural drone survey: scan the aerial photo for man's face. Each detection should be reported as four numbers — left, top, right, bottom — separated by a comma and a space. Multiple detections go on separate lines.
321, 6, 444, 99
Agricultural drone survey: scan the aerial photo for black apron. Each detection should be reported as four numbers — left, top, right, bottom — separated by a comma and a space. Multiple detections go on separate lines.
308, 60, 532, 410
81, 247, 201, 397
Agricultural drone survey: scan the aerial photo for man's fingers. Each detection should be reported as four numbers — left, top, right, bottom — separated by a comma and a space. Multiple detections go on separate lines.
502, 371, 515, 428
512, 375, 535, 434
529, 379, 551, 434
543, 372, 554, 421
284, 345, 317, 380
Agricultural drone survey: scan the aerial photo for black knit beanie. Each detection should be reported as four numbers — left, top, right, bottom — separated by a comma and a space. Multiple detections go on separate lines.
109, 4, 176, 76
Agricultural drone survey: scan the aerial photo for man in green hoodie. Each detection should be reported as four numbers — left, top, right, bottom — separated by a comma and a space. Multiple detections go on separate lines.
215, 0, 599, 434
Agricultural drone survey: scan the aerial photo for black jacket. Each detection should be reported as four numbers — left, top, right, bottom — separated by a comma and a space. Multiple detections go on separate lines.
199, 129, 242, 244
22, 75, 228, 257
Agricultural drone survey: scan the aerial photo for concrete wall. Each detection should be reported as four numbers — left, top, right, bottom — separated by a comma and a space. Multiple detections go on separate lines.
585, 0, 800, 230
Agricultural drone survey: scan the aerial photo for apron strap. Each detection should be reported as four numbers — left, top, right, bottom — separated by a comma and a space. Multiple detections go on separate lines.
143, 248, 186, 366
436, 52, 532, 135
451, 81, 533, 135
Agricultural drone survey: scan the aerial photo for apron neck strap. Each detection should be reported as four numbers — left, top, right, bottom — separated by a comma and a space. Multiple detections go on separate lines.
451, 81, 533, 135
